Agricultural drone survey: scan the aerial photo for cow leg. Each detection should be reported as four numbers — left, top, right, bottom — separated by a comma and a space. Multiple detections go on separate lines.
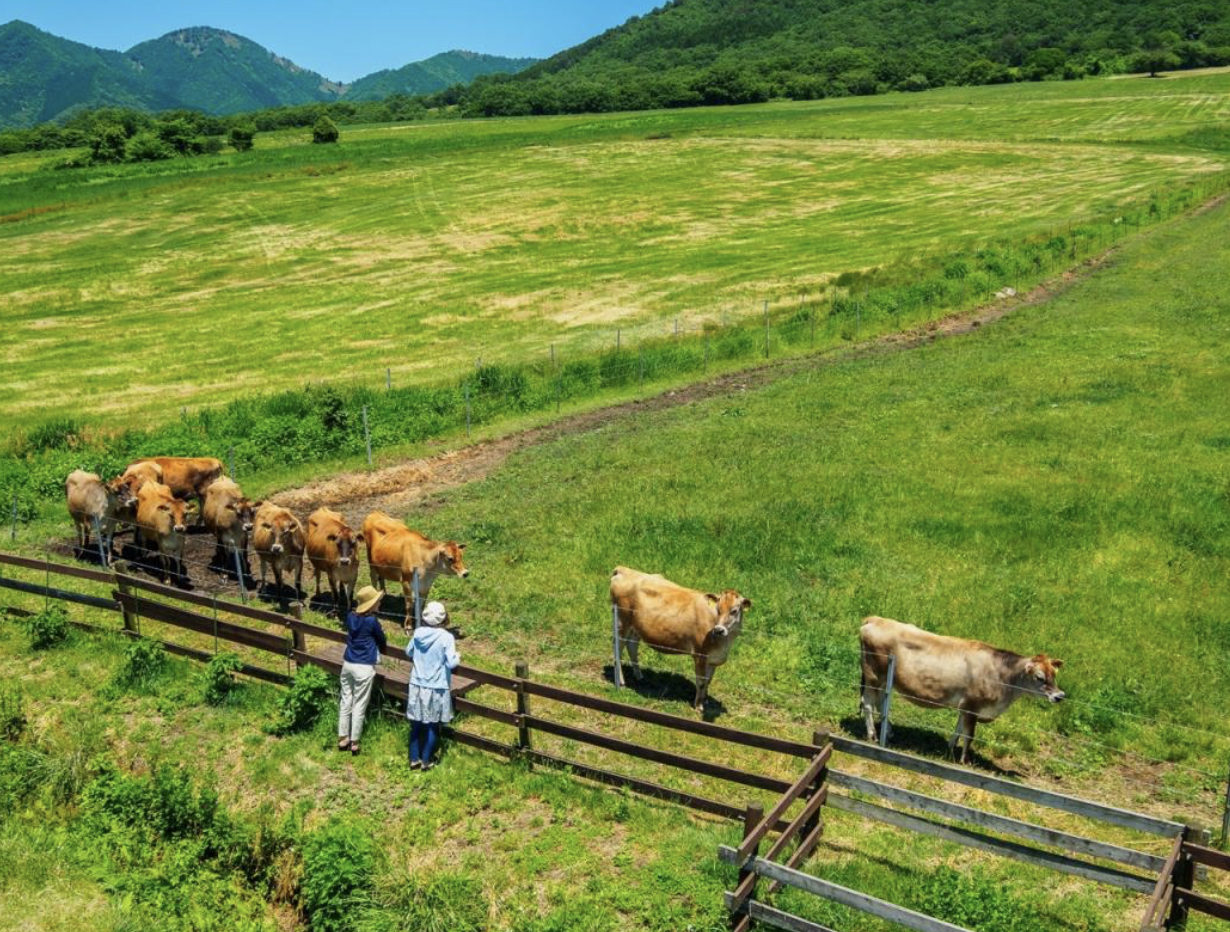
693, 656, 711, 714
625, 630, 643, 681
295, 563, 303, 598
962, 716, 977, 765
860, 683, 881, 743
313, 567, 322, 599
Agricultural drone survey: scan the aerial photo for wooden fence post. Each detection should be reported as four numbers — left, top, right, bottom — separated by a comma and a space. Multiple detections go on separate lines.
515, 662, 532, 753
114, 562, 138, 634
733, 804, 765, 931
1168, 828, 1197, 929
804, 730, 830, 838
289, 601, 305, 656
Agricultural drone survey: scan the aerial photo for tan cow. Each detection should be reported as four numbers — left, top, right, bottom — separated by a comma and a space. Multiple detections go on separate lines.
252, 503, 305, 596
136, 482, 188, 584
306, 508, 364, 613
860, 616, 1065, 763
65, 470, 135, 563
202, 478, 260, 579
134, 457, 224, 522
361, 511, 468, 627
110, 461, 164, 535
609, 566, 752, 715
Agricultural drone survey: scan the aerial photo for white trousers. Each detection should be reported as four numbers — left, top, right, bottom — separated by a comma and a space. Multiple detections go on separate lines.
338, 662, 377, 742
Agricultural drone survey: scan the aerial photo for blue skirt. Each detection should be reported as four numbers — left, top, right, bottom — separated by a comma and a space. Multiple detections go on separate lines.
406, 684, 453, 723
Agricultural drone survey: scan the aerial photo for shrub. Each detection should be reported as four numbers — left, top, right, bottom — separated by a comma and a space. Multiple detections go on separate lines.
126, 130, 175, 162
312, 116, 340, 144
301, 818, 379, 932
22, 604, 70, 650
203, 652, 244, 706
230, 124, 256, 152
112, 638, 168, 692
269, 665, 333, 736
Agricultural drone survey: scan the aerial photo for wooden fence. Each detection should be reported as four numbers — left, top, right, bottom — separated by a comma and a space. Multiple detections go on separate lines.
2, 550, 1226, 932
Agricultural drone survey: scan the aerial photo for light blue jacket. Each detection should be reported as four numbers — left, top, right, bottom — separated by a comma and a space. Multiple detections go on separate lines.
407, 626, 460, 690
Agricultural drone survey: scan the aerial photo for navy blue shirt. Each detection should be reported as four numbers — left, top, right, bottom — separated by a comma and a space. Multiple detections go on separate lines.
343, 612, 387, 665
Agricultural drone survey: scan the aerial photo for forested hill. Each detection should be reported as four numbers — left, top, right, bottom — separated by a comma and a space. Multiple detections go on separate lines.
461, 0, 1230, 115
345, 51, 538, 100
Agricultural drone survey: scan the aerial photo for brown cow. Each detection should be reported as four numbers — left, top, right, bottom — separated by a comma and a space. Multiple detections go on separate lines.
136, 481, 188, 584
361, 511, 468, 627
609, 566, 751, 715
859, 616, 1065, 763
202, 478, 260, 579
252, 502, 305, 596
110, 461, 164, 535
65, 470, 135, 563
306, 508, 364, 614
134, 457, 224, 522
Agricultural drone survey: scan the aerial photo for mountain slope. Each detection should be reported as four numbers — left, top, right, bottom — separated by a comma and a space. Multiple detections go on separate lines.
0, 20, 162, 127
124, 27, 344, 114
345, 50, 537, 100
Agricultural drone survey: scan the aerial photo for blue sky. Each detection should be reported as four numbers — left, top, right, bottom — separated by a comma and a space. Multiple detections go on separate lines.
1, 1, 662, 81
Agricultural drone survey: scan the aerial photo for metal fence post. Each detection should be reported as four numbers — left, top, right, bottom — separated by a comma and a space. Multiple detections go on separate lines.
362, 405, 373, 468
465, 384, 471, 439
232, 544, 248, 604
412, 569, 422, 629
555, 374, 561, 413
879, 653, 896, 748
611, 604, 623, 689
228, 447, 236, 479
91, 516, 108, 567
515, 662, 532, 751
616, 328, 620, 352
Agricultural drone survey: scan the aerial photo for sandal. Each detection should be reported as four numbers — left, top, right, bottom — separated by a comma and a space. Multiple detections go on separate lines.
350, 743, 360, 756
337, 739, 351, 752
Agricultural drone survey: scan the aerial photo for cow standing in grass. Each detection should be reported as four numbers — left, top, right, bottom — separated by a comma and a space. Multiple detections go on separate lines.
136, 482, 188, 584
253, 503, 305, 597
65, 470, 134, 563
203, 478, 260, 580
362, 511, 468, 628
306, 508, 363, 614
609, 566, 752, 715
133, 456, 223, 523
859, 616, 1065, 763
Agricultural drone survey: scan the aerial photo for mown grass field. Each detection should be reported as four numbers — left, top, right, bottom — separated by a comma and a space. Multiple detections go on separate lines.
1, 70, 1229, 427
2, 169, 1228, 931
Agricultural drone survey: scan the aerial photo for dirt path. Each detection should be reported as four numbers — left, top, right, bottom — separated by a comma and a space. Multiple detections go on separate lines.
269, 244, 1126, 527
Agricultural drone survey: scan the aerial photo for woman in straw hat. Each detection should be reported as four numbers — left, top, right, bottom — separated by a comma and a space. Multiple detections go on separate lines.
338, 584, 388, 756
406, 600, 460, 771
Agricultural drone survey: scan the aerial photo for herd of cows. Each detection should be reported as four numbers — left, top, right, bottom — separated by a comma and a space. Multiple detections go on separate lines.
64, 456, 1068, 758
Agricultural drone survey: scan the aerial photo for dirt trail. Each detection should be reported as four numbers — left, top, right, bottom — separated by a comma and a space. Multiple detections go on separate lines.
270, 246, 1124, 526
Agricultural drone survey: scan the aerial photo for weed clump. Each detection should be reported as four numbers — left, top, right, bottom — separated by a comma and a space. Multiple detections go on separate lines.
268, 665, 333, 736
111, 638, 168, 693
301, 818, 379, 932
0, 687, 26, 741
358, 869, 487, 932
203, 651, 244, 706
21, 604, 70, 650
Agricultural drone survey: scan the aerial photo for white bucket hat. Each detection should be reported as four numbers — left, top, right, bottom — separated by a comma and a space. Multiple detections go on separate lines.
421, 601, 447, 627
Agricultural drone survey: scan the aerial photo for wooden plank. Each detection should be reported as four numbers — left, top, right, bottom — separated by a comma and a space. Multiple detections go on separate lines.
116, 629, 290, 685
116, 573, 292, 628
455, 696, 519, 727
288, 618, 347, 645
522, 679, 819, 758
828, 793, 1155, 894
763, 819, 828, 898
735, 745, 832, 863
0, 552, 114, 584
829, 734, 1184, 838
1143, 836, 1184, 929
117, 592, 289, 655
1184, 840, 1230, 872
829, 770, 1164, 872
718, 848, 974, 932
724, 896, 839, 932
730, 786, 830, 913
1174, 888, 1230, 921
523, 714, 793, 794
454, 663, 521, 691
0, 575, 119, 611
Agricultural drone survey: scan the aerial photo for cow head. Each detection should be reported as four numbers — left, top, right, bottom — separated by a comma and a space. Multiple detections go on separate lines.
157, 496, 188, 535
263, 513, 299, 554
231, 499, 260, 535
706, 590, 752, 639
329, 529, 362, 567
106, 476, 138, 510
1021, 655, 1065, 704
431, 541, 469, 580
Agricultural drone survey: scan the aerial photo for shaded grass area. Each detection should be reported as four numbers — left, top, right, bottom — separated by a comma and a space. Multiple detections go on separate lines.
2, 71, 1229, 427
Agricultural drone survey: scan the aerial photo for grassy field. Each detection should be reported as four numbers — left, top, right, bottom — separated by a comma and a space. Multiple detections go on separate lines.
2, 162, 1228, 931
1, 70, 1229, 428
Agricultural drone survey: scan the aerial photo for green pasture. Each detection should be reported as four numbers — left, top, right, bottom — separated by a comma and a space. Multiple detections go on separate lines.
2, 69, 1229, 428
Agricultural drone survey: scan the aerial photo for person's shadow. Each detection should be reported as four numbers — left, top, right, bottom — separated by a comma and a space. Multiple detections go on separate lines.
601, 664, 728, 722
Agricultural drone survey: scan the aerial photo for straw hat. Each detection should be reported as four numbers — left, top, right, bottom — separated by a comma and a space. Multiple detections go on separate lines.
355, 585, 384, 615
422, 601, 447, 627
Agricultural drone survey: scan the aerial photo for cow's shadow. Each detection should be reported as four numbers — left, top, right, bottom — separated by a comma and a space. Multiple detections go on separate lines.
116, 542, 193, 590
836, 715, 1021, 777
601, 664, 728, 722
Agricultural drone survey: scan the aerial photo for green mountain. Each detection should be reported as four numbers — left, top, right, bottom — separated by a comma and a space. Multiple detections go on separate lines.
346, 50, 537, 100
464, 0, 1230, 114
0, 20, 162, 127
124, 27, 345, 114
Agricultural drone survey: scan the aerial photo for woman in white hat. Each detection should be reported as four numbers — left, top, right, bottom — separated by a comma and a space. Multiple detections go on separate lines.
406, 600, 460, 771
338, 584, 387, 756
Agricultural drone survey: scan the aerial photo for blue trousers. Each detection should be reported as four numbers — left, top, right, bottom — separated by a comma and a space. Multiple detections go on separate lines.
409, 720, 440, 764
